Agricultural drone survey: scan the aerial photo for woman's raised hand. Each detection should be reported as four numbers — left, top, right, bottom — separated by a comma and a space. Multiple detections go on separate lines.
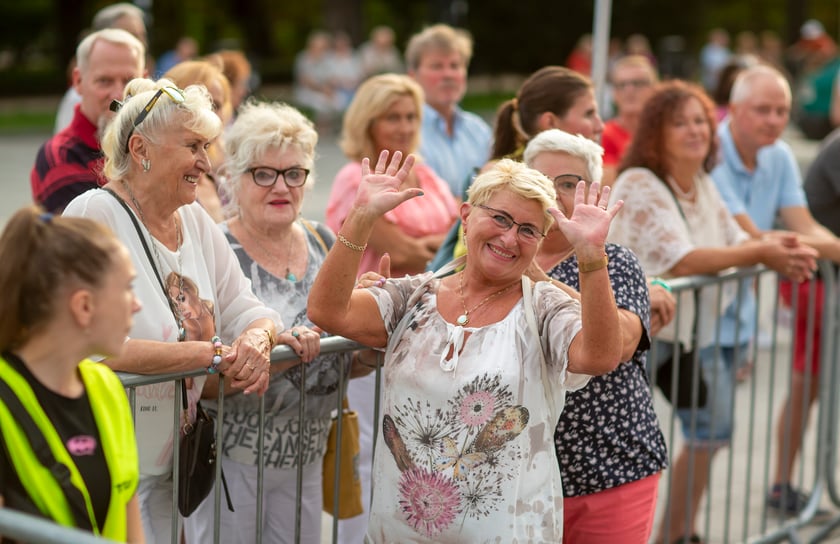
355, 150, 421, 216
551, 181, 623, 254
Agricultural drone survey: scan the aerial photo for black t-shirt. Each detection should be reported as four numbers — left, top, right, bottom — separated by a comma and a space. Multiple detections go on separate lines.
0, 352, 110, 532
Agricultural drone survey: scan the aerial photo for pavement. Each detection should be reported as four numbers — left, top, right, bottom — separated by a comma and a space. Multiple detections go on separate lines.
3, 101, 840, 544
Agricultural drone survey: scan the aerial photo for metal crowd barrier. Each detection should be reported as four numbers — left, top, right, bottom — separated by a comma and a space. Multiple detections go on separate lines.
3, 265, 840, 543
650, 262, 838, 544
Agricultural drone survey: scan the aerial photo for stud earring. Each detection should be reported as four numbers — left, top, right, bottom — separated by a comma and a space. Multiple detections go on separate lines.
141, 159, 151, 172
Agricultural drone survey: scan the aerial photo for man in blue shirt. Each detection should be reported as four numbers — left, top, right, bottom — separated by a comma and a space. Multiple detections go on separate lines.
406, 24, 492, 199
711, 64, 840, 515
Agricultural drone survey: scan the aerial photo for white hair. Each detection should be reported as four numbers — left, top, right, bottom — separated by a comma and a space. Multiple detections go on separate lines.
523, 129, 604, 182
729, 64, 790, 105
76, 28, 145, 73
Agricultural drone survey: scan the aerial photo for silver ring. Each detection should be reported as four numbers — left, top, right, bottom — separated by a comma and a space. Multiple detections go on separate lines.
291, 329, 300, 338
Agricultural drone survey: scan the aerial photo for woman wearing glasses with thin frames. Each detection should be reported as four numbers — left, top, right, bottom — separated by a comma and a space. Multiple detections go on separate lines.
310, 151, 625, 541
63, 78, 283, 543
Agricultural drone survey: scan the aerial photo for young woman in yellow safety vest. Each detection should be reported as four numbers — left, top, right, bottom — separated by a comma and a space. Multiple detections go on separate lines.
0, 207, 143, 542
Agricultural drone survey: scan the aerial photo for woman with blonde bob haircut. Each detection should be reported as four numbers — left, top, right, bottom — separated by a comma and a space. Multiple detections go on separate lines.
310, 151, 625, 541
64, 78, 283, 543
339, 73, 424, 162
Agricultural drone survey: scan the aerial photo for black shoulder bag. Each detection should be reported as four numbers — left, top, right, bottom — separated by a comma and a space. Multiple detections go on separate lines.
104, 188, 232, 516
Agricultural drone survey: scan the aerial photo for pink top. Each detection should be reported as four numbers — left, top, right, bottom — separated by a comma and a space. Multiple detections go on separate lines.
326, 161, 458, 277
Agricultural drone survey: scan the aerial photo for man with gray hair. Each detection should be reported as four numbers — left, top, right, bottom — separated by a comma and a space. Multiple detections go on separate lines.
54, 2, 148, 133
711, 63, 840, 515
32, 28, 145, 213
406, 23, 491, 198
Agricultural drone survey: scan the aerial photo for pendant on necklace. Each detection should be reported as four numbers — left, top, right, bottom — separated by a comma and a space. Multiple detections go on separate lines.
285, 268, 297, 282
178, 326, 186, 342
456, 314, 468, 326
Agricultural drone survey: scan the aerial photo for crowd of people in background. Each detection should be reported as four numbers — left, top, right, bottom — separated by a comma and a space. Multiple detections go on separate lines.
10, 2, 840, 542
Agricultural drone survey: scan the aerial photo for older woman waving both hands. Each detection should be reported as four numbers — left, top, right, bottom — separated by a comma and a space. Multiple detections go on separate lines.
309, 150, 624, 542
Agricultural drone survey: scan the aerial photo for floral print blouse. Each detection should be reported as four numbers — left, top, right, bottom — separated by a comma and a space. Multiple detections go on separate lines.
366, 273, 588, 543
549, 243, 668, 497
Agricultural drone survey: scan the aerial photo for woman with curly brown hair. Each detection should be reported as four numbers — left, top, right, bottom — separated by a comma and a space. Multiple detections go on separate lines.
609, 80, 816, 544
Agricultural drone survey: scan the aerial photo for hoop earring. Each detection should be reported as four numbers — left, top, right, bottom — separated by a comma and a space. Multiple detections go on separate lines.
141, 159, 151, 172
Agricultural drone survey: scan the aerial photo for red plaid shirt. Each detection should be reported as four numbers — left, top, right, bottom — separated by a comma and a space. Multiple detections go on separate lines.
30, 105, 105, 213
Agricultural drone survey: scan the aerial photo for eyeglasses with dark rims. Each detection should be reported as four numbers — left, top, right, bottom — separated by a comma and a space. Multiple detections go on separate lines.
248, 166, 311, 188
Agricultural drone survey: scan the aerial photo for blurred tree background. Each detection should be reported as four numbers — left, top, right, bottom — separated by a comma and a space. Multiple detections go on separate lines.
0, 0, 837, 96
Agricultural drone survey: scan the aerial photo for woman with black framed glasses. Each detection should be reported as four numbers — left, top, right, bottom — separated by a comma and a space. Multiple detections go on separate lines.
63, 78, 283, 543
310, 152, 625, 541
184, 100, 365, 544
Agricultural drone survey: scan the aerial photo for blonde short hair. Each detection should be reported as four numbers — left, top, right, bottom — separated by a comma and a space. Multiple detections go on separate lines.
467, 158, 557, 230
101, 77, 221, 181
340, 74, 424, 162
223, 100, 318, 216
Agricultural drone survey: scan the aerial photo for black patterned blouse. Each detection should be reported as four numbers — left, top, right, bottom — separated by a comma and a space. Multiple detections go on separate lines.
550, 243, 668, 497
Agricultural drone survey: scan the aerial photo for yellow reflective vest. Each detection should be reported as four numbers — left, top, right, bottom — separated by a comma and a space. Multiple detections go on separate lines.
0, 356, 138, 541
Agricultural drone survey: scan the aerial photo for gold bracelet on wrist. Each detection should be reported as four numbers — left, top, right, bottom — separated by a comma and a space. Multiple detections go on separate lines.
264, 328, 276, 347
338, 233, 367, 252
579, 254, 609, 273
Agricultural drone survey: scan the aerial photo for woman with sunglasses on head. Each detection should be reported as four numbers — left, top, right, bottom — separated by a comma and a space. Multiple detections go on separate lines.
63, 78, 283, 543
184, 100, 361, 544
0, 208, 143, 543
310, 151, 624, 541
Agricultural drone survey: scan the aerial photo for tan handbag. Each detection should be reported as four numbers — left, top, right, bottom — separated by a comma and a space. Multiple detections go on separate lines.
322, 397, 363, 518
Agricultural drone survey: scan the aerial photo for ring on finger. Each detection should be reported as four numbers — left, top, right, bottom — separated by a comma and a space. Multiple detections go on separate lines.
291, 329, 300, 338
246, 362, 256, 370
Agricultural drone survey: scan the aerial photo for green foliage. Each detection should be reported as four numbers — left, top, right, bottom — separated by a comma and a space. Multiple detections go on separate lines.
0, 110, 54, 134
0, 0, 836, 95
0, 0, 52, 50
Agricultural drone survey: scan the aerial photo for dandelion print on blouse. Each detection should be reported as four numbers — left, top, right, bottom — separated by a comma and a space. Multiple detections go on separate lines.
384, 374, 529, 538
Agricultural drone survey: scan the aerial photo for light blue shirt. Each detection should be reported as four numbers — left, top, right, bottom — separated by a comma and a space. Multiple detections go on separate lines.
710, 120, 807, 345
419, 103, 492, 198
712, 120, 807, 230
